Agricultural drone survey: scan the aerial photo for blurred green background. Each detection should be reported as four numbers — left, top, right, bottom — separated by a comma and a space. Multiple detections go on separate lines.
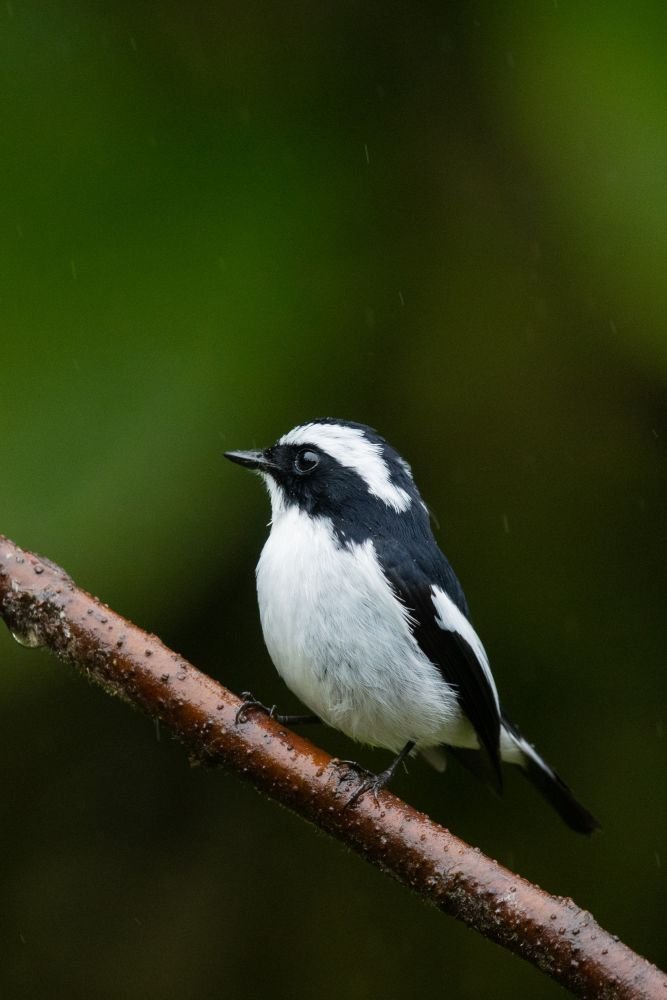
1, 2, 665, 997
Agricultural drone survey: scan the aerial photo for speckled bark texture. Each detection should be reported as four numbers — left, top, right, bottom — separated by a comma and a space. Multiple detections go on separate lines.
1, 535, 664, 999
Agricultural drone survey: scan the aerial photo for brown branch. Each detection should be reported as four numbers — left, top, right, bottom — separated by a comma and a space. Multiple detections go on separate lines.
0, 535, 663, 999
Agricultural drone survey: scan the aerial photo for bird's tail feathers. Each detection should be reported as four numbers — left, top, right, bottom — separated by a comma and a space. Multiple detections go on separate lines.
502, 716, 601, 835
440, 743, 505, 796
420, 745, 448, 773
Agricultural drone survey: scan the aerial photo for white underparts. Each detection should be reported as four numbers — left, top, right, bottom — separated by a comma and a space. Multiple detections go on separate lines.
256, 505, 477, 753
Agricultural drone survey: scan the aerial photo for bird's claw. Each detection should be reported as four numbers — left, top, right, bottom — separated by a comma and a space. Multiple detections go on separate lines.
329, 758, 384, 808
235, 692, 277, 725
346, 776, 385, 808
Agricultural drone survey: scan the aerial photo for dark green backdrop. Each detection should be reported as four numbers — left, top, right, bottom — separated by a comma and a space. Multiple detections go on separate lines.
2, 3, 665, 997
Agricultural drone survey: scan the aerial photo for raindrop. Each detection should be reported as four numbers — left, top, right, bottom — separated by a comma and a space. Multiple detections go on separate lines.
11, 626, 43, 648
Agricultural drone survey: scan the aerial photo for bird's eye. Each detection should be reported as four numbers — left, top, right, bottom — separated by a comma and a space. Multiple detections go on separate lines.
294, 449, 319, 474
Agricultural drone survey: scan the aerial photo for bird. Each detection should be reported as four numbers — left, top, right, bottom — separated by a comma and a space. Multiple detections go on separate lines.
224, 418, 599, 833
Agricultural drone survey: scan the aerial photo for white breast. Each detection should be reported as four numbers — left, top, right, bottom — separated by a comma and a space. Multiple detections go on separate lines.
255, 506, 469, 753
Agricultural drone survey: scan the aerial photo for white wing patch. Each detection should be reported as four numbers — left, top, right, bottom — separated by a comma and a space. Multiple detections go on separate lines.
430, 585, 500, 713
280, 422, 411, 512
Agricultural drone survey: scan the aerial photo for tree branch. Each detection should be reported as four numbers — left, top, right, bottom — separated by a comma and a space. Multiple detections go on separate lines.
0, 535, 663, 999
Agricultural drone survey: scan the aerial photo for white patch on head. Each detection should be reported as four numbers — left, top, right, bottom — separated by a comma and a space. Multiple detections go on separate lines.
279, 422, 411, 512
430, 585, 500, 713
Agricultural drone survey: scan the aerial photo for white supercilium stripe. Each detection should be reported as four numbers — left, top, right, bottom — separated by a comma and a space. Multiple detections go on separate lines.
280, 422, 411, 512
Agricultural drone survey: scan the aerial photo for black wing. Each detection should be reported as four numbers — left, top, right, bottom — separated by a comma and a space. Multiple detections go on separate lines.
377, 533, 502, 788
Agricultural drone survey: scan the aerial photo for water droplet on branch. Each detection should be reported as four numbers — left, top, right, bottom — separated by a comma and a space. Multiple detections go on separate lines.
10, 626, 44, 648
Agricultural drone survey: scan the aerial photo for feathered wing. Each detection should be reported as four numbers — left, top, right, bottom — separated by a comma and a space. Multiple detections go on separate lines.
377, 534, 503, 790
373, 524, 599, 832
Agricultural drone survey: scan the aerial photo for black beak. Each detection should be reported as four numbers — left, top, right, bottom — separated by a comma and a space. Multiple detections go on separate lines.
224, 449, 272, 471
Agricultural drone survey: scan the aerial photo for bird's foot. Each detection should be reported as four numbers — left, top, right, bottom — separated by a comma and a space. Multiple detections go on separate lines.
330, 741, 415, 807
235, 692, 321, 727
235, 692, 276, 725
330, 758, 392, 808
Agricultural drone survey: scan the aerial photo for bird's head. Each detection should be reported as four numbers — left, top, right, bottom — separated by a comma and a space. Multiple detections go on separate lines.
225, 418, 421, 524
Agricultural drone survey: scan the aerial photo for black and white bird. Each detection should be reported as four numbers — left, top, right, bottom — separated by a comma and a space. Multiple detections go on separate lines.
225, 418, 599, 834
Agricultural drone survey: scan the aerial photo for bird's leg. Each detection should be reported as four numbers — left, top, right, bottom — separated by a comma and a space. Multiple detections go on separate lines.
336, 740, 416, 807
235, 692, 320, 727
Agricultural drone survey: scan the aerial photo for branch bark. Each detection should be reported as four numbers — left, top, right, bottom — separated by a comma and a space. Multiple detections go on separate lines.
0, 535, 663, 999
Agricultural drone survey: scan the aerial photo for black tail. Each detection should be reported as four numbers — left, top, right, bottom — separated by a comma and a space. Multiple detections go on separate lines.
503, 716, 601, 835
518, 752, 600, 834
